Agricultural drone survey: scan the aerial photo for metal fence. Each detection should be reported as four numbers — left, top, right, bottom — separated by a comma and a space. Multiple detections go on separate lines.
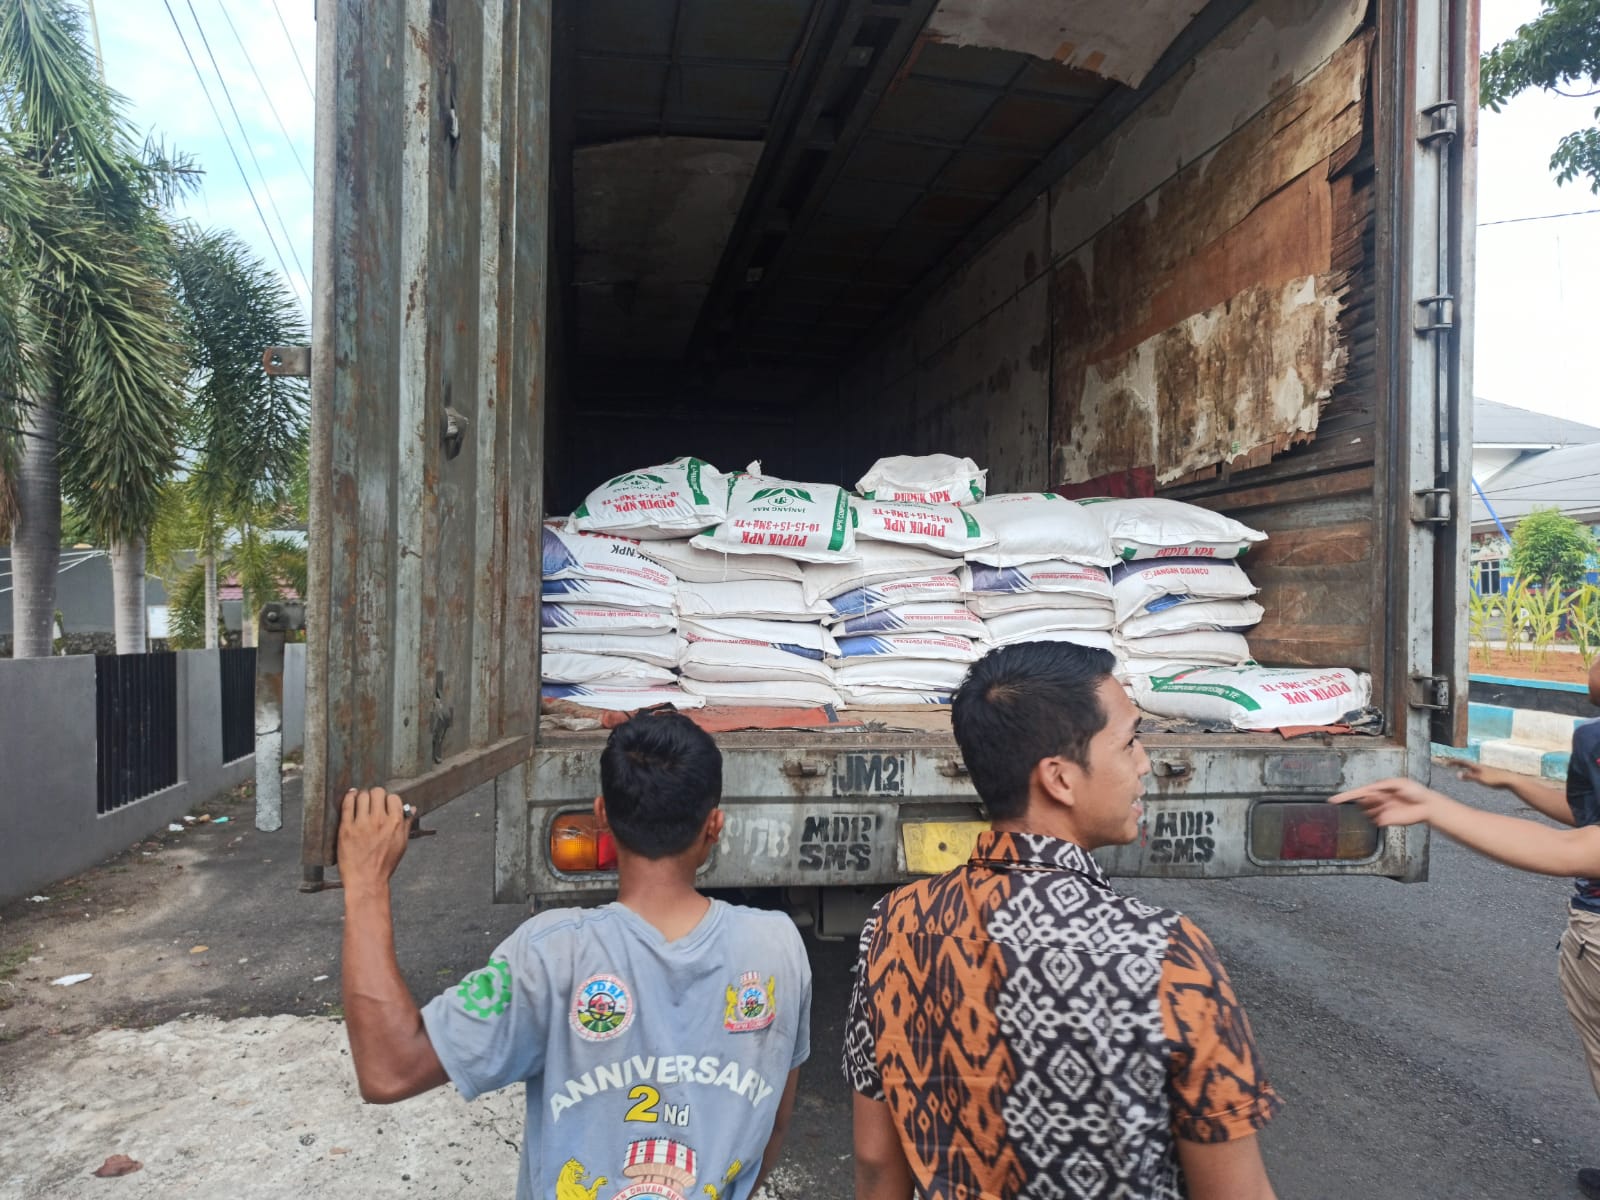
219, 647, 257, 763
94, 653, 179, 814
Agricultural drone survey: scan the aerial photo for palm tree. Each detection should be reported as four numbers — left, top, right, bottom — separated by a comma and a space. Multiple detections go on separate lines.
152, 228, 308, 648
0, 0, 191, 656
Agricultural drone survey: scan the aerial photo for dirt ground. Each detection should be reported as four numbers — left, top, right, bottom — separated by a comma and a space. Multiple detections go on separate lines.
1469, 646, 1596, 685
0, 780, 807, 1199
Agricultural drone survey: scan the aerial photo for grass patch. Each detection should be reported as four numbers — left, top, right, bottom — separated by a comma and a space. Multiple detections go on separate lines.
0, 943, 35, 1012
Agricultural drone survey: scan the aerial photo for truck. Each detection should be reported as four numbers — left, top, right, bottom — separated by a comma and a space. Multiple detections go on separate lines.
296, 0, 1474, 932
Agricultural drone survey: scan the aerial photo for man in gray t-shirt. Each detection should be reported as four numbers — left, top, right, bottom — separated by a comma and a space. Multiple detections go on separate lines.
338, 713, 811, 1200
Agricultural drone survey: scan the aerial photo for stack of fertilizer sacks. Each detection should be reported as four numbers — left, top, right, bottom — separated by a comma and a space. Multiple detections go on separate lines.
809, 455, 995, 708
1083, 497, 1374, 731
558, 456, 858, 709
544, 454, 1371, 728
1082, 497, 1268, 680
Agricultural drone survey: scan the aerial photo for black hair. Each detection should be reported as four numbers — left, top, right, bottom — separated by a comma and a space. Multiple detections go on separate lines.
599, 711, 723, 858
951, 641, 1119, 820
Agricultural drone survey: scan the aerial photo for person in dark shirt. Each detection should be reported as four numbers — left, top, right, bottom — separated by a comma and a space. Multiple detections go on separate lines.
1333, 656, 1600, 1197
845, 641, 1280, 1200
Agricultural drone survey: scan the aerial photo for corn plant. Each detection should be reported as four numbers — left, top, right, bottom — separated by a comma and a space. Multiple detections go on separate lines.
1500, 576, 1531, 663
1570, 583, 1600, 672
1520, 581, 1571, 672
1467, 585, 1501, 667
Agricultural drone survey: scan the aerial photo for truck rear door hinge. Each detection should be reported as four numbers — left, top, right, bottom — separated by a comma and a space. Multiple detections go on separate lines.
1410, 487, 1453, 525
1408, 674, 1450, 712
1415, 293, 1455, 333
1418, 99, 1458, 146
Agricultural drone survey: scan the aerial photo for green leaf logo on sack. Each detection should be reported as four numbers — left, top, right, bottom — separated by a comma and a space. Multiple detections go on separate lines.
751, 487, 813, 506
607, 471, 669, 489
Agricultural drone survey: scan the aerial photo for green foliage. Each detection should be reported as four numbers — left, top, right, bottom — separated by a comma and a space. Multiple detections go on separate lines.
1481, 0, 1600, 192
0, 0, 199, 543
1508, 508, 1599, 589
1517, 579, 1572, 670
1468, 585, 1503, 666
1571, 584, 1600, 670
166, 559, 210, 650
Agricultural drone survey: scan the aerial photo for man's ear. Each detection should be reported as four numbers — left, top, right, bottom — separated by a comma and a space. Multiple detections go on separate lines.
593, 794, 608, 829
1032, 756, 1076, 812
704, 808, 725, 845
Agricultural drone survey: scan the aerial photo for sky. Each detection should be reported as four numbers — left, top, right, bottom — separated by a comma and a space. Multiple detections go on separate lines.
93, 0, 1600, 425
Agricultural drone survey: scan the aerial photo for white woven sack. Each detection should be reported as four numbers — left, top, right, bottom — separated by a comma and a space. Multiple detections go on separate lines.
803, 543, 959, 603
830, 633, 981, 664
834, 603, 988, 640
542, 683, 704, 711
1130, 666, 1371, 731
840, 688, 953, 706
985, 627, 1116, 652
967, 592, 1116, 618
571, 457, 728, 539
541, 577, 674, 611
833, 657, 970, 692
852, 498, 995, 553
1116, 630, 1252, 667
681, 617, 837, 658
1110, 557, 1258, 623
636, 539, 802, 584
961, 560, 1113, 602
678, 678, 843, 709
1080, 496, 1266, 561
964, 494, 1116, 568
679, 641, 835, 685
824, 574, 964, 622
676, 579, 832, 621
541, 605, 676, 636
693, 472, 856, 563
1119, 598, 1264, 639
541, 652, 676, 687
541, 632, 686, 668
542, 525, 676, 594
982, 607, 1114, 643
856, 453, 987, 506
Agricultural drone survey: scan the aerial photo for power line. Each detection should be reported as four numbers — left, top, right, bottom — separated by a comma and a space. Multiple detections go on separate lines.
215, 0, 312, 188
181, 0, 308, 283
269, 0, 314, 100
1478, 206, 1600, 228
1477, 466, 1600, 497
159, 0, 299, 290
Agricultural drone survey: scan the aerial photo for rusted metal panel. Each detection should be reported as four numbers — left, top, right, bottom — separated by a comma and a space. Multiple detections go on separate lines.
1047, 0, 1367, 256
304, 0, 549, 872
927, 0, 1208, 88
1049, 35, 1369, 488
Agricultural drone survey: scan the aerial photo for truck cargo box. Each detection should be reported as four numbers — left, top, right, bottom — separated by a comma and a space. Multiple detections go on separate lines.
302, 0, 1474, 907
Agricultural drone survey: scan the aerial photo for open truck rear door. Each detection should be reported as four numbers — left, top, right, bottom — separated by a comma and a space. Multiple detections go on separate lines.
301, 0, 553, 890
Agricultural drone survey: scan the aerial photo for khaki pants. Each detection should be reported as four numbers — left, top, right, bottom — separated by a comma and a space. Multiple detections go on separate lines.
1560, 908, 1600, 1101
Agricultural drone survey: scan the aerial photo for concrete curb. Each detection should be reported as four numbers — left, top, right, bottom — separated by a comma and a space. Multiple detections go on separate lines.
1432, 701, 1586, 780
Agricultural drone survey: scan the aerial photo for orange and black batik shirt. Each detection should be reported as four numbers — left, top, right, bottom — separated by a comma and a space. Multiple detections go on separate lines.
843, 831, 1281, 1199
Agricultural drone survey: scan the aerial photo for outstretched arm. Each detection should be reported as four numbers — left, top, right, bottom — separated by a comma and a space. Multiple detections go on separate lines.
1455, 762, 1574, 826
340, 787, 449, 1103
1331, 777, 1600, 878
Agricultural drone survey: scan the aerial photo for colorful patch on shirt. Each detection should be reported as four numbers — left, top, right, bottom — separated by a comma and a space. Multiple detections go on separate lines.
723, 971, 776, 1032
456, 957, 512, 1018
572, 973, 634, 1041
610, 1138, 699, 1200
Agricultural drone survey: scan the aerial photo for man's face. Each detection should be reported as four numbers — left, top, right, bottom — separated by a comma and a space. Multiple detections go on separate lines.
1068, 679, 1152, 849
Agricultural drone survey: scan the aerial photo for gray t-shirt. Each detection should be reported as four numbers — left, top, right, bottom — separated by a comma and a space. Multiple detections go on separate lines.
421, 899, 811, 1200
